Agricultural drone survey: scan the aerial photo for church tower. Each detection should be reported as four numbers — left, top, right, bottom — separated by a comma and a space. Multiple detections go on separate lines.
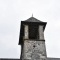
19, 16, 47, 60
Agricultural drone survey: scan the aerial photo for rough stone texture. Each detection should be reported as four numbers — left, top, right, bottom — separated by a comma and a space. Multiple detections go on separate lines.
22, 40, 47, 60
39, 25, 44, 40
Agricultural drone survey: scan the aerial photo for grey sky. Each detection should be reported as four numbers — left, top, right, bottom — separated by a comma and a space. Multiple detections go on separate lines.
0, 0, 60, 58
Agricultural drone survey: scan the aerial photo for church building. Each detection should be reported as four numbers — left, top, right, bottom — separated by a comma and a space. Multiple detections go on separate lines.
0, 16, 60, 60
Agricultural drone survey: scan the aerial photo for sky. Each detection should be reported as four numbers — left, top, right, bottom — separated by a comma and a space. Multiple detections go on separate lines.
0, 0, 60, 58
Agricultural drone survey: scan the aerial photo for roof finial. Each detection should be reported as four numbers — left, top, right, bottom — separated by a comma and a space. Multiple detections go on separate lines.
32, 14, 33, 17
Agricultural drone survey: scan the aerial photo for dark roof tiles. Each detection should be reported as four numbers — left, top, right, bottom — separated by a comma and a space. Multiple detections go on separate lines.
0, 58, 60, 60
0, 58, 20, 60
47, 58, 60, 60
25, 17, 43, 22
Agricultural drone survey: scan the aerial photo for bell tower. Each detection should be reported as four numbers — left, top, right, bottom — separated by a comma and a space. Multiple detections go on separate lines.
19, 16, 47, 60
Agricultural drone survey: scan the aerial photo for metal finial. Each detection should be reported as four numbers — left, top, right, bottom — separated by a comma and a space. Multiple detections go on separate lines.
32, 14, 33, 17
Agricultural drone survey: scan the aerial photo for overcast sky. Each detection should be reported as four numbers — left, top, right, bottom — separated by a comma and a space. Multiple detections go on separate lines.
0, 0, 60, 59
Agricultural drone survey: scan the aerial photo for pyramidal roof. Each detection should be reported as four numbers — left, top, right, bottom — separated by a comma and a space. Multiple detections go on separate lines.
25, 16, 44, 22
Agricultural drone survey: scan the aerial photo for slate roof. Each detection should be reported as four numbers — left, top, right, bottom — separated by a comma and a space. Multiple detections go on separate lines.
47, 58, 60, 60
0, 58, 60, 60
25, 16, 44, 22
0, 59, 20, 60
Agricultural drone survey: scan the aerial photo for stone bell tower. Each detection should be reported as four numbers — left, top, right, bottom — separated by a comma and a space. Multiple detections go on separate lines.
19, 16, 47, 60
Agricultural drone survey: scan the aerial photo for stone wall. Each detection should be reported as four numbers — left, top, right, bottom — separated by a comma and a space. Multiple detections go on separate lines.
23, 40, 47, 60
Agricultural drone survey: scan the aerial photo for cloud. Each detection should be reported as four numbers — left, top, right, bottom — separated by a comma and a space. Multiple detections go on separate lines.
0, 0, 60, 58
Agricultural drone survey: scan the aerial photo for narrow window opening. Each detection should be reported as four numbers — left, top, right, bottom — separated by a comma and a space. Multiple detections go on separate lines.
29, 24, 38, 39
